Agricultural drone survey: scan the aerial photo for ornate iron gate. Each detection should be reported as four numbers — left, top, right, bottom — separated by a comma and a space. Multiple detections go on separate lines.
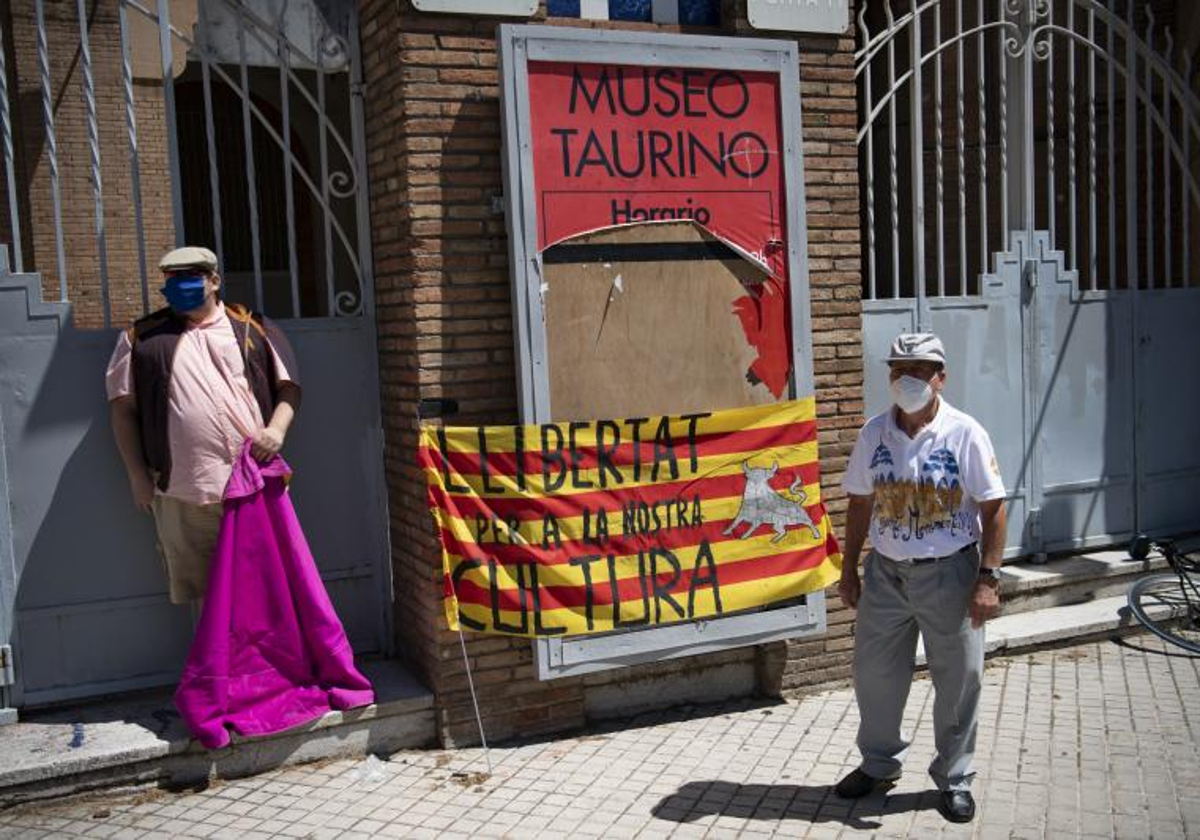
0, 0, 390, 709
856, 0, 1200, 558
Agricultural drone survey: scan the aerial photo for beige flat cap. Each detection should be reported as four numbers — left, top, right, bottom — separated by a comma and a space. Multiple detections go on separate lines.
158, 246, 218, 273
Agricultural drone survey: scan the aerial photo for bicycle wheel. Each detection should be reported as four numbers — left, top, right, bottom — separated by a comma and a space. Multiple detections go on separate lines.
1128, 573, 1200, 654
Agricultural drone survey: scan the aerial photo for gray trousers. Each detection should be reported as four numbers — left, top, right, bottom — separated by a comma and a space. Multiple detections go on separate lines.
852, 546, 984, 791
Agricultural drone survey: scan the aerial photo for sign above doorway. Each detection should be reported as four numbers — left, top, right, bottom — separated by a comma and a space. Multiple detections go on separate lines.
411, 0, 537, 15
747, 0, 849, 34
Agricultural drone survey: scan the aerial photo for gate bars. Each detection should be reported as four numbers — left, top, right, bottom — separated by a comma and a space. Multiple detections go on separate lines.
856, 0, 1200, 309
0, 0, 371, 324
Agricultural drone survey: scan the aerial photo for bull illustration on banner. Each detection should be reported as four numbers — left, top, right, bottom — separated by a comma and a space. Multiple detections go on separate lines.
723, 460, 822, 544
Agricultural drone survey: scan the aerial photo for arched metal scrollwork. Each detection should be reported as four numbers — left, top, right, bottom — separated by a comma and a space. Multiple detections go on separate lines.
856, 0, 1200, 301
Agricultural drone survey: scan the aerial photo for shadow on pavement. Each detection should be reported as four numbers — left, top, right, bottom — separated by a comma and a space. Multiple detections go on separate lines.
1108, 633, 1200, 658
652, 780, 939, 831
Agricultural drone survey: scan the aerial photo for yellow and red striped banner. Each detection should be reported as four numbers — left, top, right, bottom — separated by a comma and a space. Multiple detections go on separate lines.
417, 398, 841, 637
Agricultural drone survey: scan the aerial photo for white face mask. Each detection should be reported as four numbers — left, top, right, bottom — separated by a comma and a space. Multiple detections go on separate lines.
890, 374, 934, 414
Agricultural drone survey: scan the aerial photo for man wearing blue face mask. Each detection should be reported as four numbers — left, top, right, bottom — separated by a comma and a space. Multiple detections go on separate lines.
833, 332, 1007, 824
105, 246, 301, 608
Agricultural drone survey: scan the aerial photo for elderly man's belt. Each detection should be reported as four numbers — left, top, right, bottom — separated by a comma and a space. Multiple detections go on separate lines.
882, 542, 977, 566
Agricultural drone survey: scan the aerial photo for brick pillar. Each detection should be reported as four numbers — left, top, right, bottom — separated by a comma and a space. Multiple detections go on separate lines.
357, 0, 864, 746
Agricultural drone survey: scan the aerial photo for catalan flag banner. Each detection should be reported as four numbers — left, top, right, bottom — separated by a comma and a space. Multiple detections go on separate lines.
417, 398, 841, 637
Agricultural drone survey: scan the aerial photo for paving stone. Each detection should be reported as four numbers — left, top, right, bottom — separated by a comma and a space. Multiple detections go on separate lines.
2, 637, 1196, 838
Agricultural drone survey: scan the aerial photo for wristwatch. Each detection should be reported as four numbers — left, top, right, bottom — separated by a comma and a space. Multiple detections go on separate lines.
977, 566, 1002, 585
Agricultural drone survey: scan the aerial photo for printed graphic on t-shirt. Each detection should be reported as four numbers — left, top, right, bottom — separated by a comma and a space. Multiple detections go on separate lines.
872, 446, 974, 541
869, 443, 893, 469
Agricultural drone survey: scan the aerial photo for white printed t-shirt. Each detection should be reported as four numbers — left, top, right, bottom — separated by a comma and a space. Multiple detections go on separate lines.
841, 399, 1006, 560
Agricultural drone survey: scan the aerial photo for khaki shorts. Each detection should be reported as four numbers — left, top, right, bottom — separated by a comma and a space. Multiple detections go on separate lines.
151, 495, 223, 604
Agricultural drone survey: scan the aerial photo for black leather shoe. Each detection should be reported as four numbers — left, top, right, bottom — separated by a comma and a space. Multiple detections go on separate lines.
937, 790, 976, 823
834, 768, 891, 799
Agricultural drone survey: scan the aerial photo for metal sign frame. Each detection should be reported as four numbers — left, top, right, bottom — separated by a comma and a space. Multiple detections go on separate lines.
497, 24, 825, 679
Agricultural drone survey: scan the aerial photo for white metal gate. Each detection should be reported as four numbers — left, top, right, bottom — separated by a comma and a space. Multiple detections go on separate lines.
857, 0, 1200, 558
0, 0, 391, 709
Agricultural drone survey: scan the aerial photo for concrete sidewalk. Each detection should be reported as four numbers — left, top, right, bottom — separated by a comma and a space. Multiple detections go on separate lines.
2, 633, 1198, 839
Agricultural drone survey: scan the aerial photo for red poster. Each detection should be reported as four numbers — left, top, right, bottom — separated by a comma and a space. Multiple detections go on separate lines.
527, 61, 794, 397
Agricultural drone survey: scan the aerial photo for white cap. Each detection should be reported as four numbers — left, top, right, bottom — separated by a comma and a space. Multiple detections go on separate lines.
885, 332, 946, 366
158, 246, 218, 273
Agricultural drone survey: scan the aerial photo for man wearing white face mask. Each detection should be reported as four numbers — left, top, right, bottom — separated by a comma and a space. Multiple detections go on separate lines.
833, 332, 1007, 824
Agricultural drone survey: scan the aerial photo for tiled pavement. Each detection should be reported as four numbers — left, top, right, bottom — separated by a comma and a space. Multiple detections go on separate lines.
2, 634, 1198, 839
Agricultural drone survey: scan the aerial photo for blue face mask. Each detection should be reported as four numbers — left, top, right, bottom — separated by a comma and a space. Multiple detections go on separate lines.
161, 274, 209, 312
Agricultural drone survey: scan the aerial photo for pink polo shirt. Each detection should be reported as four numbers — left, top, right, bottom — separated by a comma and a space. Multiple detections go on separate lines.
106, 302, 294, 505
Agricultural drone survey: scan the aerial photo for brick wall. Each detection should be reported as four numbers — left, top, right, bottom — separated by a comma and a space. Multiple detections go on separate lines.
357, 0, 863, 747
4, 0, 176, 328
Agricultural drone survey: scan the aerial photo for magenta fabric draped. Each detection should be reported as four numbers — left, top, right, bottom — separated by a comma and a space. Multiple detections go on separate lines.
175, 443, 374, 749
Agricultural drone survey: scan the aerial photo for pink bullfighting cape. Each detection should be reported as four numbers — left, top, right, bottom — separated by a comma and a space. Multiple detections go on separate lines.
176, 443, 374, 749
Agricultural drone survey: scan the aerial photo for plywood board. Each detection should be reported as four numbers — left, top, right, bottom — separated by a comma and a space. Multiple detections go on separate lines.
542, 222, 777, 421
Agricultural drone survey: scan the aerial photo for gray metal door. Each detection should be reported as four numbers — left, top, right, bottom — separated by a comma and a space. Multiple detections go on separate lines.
0, 0, 390, 708
856, 0, 1200, 558
1136, 288, 1200, 535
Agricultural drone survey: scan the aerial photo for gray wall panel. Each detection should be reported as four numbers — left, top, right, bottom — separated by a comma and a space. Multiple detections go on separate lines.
0, 273, 390, 706
1137, 291, 1200, 535
17, 603, 192, 705
6, 333, 164, 608
323, 575, 381, 651
1035, 279, 1135, 550
1037, 294, 1133, 488
281, 323, 390, 588
1140, 475, 1200, 538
